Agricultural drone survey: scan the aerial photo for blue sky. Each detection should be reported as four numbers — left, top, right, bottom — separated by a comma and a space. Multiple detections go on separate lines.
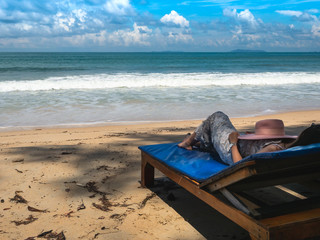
0, 0, 319, 51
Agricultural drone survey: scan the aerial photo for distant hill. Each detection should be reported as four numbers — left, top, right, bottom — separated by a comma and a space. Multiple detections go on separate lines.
231, 49, 266, 53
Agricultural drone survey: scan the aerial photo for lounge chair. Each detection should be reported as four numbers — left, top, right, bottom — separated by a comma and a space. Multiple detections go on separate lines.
139, 142, 320, 240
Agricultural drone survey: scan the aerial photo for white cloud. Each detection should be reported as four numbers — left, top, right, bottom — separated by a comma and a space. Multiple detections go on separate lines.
54, 12, 75, 32
223, 8, 258, 27
108, 23, 152, 46
223, 8, 237, 18
105, 0, 132, 15
276, 10, 303, 17
73, 9, 87, 23
276, 10, 320, 38
61, 30, 108, 46
53, 9, 88, 32
160, 10, 189, 28
16, 23, 33, 31
167, 31, 193, 43
312, 24, 320, 37
238, 9, 257, 26
308, 9, 319, 14
276, 10, 319, 23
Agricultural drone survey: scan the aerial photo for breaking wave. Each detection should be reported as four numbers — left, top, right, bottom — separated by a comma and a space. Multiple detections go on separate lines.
1, 72, 319, 92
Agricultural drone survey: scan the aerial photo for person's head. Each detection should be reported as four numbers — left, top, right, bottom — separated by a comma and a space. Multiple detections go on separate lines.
288, 123, 320, 148
238, 119, 297, 141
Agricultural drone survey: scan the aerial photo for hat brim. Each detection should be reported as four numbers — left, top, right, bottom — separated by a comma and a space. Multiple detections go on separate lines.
238, 134, 297, 140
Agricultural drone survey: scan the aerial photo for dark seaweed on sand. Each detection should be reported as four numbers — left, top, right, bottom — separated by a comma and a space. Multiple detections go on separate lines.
12, 215, 37, 226
92, 195, 112, 212
37, 230, 66, 240
10, 192, 28, 204
139, 193, 156, 209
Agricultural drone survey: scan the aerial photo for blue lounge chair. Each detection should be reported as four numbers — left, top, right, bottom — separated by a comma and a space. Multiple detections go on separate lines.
139, 142, 320, 240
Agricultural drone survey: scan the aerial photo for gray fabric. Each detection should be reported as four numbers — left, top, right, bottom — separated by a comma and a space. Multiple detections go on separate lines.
194, 111, 283, 165
238, 139, 282, 158
194, 111, 236, 165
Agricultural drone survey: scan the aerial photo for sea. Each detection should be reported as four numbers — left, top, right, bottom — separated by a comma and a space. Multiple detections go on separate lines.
0, 52, 320, 130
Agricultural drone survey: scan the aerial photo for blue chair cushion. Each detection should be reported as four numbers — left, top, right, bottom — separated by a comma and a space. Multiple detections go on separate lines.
139, 143, 320, 182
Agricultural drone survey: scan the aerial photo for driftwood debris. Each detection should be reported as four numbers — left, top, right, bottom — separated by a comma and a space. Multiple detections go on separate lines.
12, 215, 37, 226
10, 192, 28, 204
27, 206, 48, 213
12, 158, 24, 163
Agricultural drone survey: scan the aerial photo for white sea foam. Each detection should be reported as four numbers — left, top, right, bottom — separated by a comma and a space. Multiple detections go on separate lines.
0, 72, 319, 92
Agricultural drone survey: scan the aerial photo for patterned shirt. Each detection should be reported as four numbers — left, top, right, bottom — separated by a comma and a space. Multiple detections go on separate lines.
238, 139, 283, 158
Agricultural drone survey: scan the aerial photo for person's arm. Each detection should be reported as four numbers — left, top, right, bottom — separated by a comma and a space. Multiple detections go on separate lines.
257, 144, 283, 153
228, 132, 243, 163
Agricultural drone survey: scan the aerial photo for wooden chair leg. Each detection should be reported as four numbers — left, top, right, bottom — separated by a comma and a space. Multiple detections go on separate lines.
141, 154, 154, 187
249, 233, 260, 240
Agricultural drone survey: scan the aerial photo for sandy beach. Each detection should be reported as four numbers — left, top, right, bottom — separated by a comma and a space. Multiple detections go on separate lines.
1, 110, 319, 240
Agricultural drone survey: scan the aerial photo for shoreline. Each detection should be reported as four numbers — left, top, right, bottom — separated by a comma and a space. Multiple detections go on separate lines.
1, 109, 319, 239
1, 109, 319, 133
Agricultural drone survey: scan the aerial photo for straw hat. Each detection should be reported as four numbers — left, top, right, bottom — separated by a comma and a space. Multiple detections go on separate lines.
238, 119, 297, 140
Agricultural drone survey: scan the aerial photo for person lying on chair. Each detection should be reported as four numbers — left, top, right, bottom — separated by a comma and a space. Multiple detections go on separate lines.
178, 111, 320, 165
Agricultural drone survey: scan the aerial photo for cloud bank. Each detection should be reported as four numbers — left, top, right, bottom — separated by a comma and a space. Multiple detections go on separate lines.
0, 0, 319, 51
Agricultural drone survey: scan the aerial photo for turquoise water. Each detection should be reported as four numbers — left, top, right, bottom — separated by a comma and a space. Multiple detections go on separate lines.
0, 52, 320, 129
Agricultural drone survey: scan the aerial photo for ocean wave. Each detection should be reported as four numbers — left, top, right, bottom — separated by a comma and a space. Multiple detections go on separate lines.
1, 72, 319, 92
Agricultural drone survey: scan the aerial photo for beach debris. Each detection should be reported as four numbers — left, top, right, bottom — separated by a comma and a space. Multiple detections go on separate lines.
10, 191, 28, 204
92, 195, 112, 212
1, 199, 4, 203
12, 215, 37, 226
64, 180, 77, 184
62, 210, 74, 218
15, 168, 23, 173
37, 230, 66, 240
93, 233, 100, 239
37, 230, 53, 237
110, 213, 127, 224
139, 193, 156, 209
84, 181, 107, 196
65, 181, 106, 196
77, 203, 86, 211
96, 165, 110, 171
61, 151, 73, 155
101, 176, 109, 184
27, 205, 48, 213
86, 181, 100, 192
3, 207, 11, 211
12, 158, 24, 163
110, 213, 121, 219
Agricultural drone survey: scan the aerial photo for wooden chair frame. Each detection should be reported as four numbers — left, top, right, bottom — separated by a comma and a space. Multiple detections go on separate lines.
140, 149, 320, 240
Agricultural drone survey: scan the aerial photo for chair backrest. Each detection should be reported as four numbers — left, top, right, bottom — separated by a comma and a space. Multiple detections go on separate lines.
204, 143, 320, 192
